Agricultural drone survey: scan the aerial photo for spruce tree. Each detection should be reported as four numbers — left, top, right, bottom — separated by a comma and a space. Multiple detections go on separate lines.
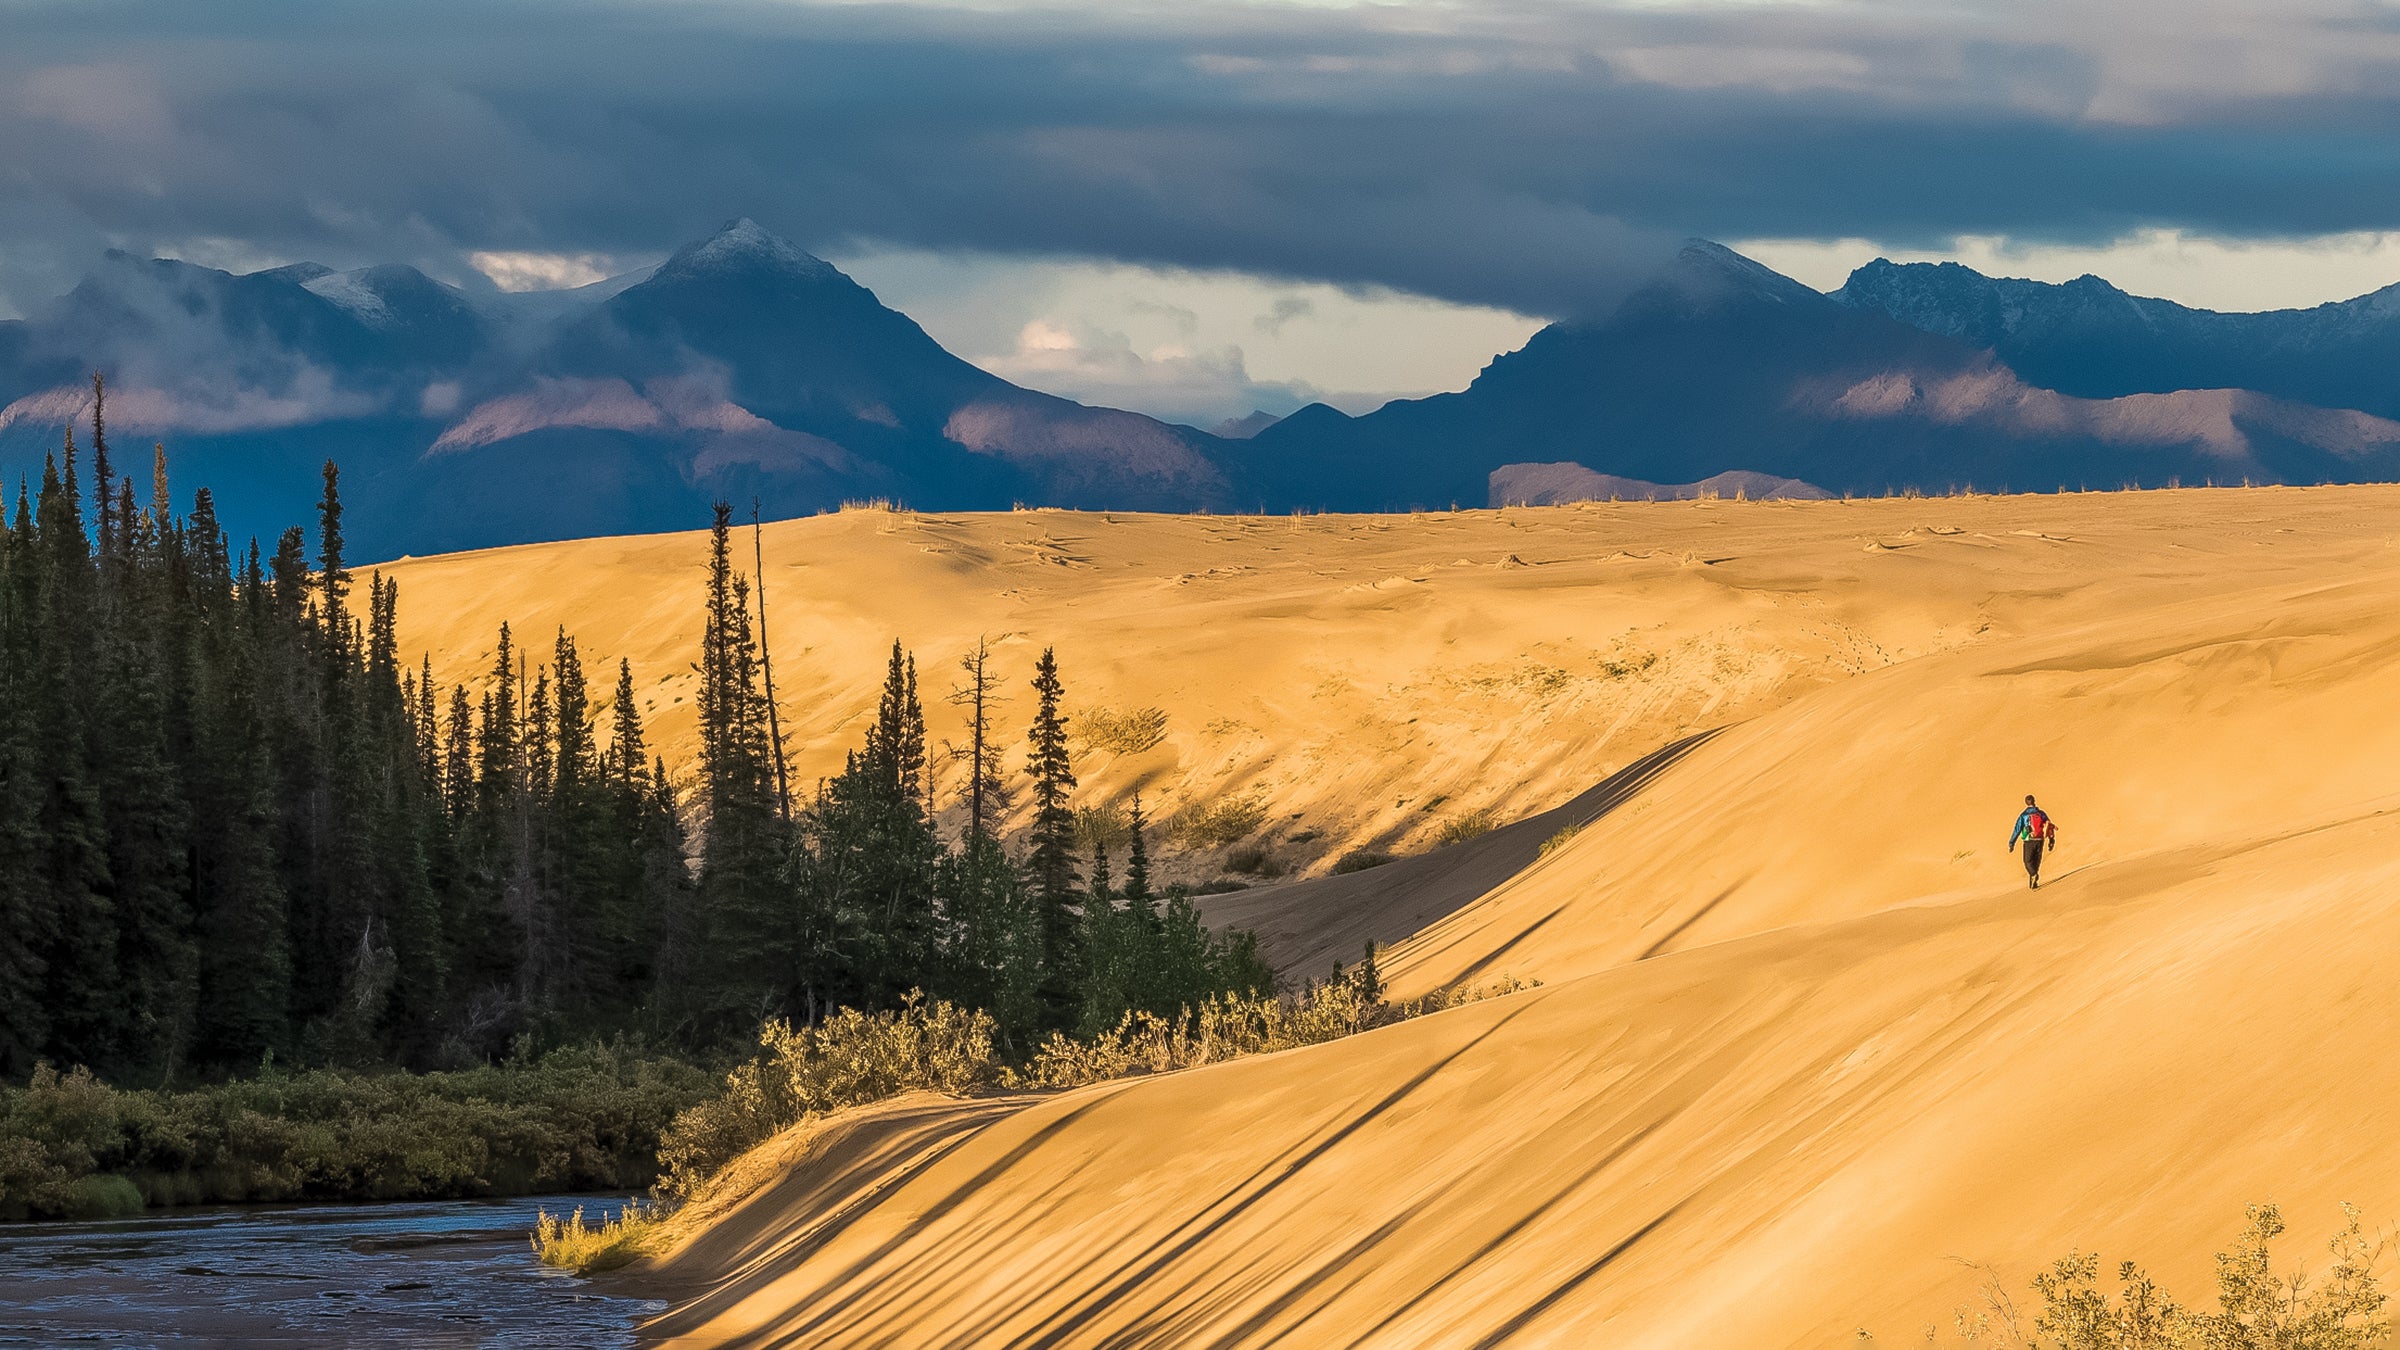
608, 659, 646, 786
31, 435, 122, 1069
1024, 647, 1081, 1027
1074, 834, 1130, 1036
1123, 792, 1155, 924
443, 684, 476, 820
0, 483, 55, 1073
190, 604, 293, 1071
687, 502, 793, 1030
790, 642, 941, 1011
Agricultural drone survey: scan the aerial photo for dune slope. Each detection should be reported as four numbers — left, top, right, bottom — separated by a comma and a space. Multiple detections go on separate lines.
564, 486, 2400, 1344
378, 490, 2395, 882
1196, 730, 1720, 980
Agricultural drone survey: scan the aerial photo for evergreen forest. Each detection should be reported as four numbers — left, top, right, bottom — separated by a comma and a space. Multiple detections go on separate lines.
0, 385, 1270, 1091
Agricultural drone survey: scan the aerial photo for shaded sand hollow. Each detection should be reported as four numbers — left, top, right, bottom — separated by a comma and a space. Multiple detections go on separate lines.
384, 488, 2400, 1342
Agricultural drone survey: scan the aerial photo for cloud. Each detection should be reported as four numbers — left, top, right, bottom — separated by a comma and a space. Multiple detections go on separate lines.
978, 319, 1322, 426
3, 0, 2400, 323
428, 367, 855, 479
1797, 364, 2400, 461
430, 377, 664, 452
467, 251, 623, 292
1255, 296, 1313, 335
831, 248, 1540, 415
0, 367, 381, 437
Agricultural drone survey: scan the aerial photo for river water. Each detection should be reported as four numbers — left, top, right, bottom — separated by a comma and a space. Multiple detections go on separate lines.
0, 1195, 662, 1348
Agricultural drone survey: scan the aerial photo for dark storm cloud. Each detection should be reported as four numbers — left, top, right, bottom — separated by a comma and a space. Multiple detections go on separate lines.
5, 0, 2400, 318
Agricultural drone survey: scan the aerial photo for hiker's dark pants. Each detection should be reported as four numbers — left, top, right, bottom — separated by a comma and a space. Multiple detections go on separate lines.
2022, 837, 2044, 878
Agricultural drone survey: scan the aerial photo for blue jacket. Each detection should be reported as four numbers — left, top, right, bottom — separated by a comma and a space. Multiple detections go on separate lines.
2008, 807, 2053, 847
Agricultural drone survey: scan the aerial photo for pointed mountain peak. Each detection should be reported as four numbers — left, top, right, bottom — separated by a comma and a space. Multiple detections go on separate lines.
1607, 239, 1823, 323
655, 217, 836, 284
1668, 239, 1820, 304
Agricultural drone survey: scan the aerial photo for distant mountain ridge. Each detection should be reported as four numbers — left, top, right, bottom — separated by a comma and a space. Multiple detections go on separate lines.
1492, 465, 1833, 506
0, 220, 1234, 556
1234, 241, 2400, 507
6, 223, 2400, 555
1833, 259, 2400, 417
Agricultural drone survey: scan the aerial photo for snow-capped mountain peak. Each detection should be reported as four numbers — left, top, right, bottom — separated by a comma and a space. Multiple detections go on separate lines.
654, 217, 836, 283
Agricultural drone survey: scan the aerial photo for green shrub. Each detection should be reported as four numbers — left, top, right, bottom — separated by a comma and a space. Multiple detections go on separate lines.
606, 977, 1542, 1264
1012, 973, 1538, 1092
653, 995, 998, 1201
1926, 1203, 2386, 1349
1539, 823, 1582, 857
532, 1198, 666, 1271
0, 1048, 714, 1220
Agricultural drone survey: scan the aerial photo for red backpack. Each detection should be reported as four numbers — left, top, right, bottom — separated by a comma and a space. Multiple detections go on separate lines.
2025, 808, 2050, 840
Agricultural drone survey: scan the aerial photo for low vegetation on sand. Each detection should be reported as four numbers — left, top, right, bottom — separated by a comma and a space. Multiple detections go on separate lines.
535, 958, 1538, 1270
530, 1198, 668, 1274
1432, 807, 1500, 847
1076, 705, 1170, 755
0, 1046, 713, 1220
1914, 1203, 2385, 1349
1331, 848, 1396, 874
1171, 793, 1271, 848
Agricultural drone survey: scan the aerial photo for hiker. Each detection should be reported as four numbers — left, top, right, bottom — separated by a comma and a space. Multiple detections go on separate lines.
2008, 795, 2058, 889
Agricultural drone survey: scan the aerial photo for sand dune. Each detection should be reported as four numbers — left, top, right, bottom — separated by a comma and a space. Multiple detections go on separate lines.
381, 500, 2003, 879
1195, 730, 1721, 981
380, 491, 2389, 881
385, 487, 2400, 1342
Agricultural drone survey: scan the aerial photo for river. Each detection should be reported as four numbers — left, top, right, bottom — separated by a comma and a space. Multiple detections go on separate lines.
0, 1195, 661, 1348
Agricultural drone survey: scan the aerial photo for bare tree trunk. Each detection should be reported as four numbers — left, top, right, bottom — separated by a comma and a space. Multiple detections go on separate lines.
961, 639, 991, 841
751, 499, 793, 820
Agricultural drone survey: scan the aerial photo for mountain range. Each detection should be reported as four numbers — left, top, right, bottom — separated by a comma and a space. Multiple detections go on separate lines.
6, 220, 2400, 556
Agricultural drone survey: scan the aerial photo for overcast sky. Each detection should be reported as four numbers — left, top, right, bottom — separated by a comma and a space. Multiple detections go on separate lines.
8, 0, 2400, 420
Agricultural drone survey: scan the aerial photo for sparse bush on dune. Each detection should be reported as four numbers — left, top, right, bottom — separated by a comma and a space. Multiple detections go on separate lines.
651, 995, 998, 1203
1539, 823, 1582, 857
1332, 849, 1396, 874
1433, 808, 1498, 847
1225, 843, 1285, 877
1172, 794, 1269, 848
1077, 706, 1171, 755
1915, 1203, 2386, 1349
555, 969, 1544, 1267
1013, 967, 1538, 1091
1075, 802, 1131, 853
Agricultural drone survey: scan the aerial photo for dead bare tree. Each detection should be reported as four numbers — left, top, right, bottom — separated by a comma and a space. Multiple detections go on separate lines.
751, 498, 793, 820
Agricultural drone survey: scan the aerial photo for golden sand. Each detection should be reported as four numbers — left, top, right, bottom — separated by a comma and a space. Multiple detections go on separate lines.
384, 487, 2400, 1343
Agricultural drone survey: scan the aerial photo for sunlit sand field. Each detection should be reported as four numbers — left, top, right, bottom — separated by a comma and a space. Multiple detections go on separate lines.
381, 486, 2400, 1343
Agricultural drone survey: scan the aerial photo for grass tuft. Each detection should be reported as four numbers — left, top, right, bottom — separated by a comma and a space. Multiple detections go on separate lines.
532, 1198, 667, 1272
1432, 808, 1498, 847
